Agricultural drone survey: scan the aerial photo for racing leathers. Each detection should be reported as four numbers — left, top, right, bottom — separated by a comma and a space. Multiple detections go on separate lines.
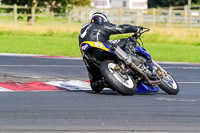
79, 22, 139, 92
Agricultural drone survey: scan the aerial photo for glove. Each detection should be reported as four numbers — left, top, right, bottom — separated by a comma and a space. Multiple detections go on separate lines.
134, 26, 143, 38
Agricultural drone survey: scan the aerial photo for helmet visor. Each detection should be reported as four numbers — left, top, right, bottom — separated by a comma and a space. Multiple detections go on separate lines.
91, 13, 109, 23
92, 16, 107, 23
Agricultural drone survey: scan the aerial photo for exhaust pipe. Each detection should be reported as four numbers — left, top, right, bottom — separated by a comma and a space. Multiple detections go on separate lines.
111, 44, 133, 65
111, 45, 161, 85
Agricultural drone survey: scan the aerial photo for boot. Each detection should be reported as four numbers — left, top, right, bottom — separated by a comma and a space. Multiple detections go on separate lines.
91, 79, 109, 93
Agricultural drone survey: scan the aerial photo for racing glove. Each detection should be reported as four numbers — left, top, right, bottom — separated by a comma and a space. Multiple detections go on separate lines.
134, 26, 144, 38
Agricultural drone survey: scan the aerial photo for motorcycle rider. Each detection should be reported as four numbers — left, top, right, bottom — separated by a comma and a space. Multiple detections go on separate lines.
79, 12, 143, 93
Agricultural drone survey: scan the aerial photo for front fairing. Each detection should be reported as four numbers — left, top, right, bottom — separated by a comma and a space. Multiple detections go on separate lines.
135, 46, 152, 60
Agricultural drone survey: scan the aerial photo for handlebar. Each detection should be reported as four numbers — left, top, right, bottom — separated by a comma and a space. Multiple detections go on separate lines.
133, 27, 150, 38
141, 27, 150, 34
132, 27, 150, 46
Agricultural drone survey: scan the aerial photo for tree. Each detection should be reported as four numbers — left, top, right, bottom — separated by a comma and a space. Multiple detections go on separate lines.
148, 0, 200, 8
3, 0, 91, 13
2, 0, 90, 9
2, 0, 90, 22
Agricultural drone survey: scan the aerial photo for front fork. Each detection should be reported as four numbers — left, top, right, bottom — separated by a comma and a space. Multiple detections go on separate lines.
152, 60, 167, 78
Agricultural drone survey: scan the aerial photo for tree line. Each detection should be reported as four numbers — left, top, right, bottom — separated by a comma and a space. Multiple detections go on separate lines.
1, 0, 200, 10
1, 0, 90, 12
148, 0, 200, 8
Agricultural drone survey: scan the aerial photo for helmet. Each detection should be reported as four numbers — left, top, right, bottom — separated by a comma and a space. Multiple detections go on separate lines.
91, 12, 109, 23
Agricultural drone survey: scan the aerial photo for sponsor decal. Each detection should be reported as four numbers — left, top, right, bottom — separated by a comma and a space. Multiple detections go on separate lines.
94, 42, 103, 48
81, 44, 89, 51
81, 43, 91, 52
108, 39, 120, 44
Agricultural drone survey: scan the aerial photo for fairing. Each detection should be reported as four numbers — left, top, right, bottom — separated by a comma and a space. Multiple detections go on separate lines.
135, 46, 152, 60
137, 81, 159, 93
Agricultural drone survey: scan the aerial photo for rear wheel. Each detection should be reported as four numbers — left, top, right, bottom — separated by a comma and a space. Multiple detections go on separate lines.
100, 60, 137, 95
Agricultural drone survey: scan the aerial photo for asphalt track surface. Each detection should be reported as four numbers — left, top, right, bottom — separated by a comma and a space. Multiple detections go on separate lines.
0, 55, 200, 133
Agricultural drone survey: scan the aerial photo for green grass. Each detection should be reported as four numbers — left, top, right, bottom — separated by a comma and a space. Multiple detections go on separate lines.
144, 42, 200, 63
111, 33, 200, 46
0, 34, 81, 57
0, 30, 199, 63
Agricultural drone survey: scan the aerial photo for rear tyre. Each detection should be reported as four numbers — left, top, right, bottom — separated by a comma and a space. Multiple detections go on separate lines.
100, 60, 137, 95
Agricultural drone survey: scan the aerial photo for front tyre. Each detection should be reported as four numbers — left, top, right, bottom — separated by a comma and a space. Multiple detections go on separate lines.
100, 60, 137, 95
158, 73, 179, 95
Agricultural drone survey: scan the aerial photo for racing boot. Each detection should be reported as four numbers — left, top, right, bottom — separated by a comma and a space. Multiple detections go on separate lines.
91, 79, 109, 93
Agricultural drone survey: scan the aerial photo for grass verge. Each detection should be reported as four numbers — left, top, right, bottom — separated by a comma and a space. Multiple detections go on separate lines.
0, 25, 199, 63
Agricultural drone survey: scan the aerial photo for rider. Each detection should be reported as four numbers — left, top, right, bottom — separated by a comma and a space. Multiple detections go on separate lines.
79, 12, 143, 92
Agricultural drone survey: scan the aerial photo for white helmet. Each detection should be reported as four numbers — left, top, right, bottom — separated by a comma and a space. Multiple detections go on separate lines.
91, 12, 109, 23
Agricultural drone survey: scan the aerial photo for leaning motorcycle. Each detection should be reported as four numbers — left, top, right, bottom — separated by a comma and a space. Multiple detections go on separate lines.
80, 27, 179, 95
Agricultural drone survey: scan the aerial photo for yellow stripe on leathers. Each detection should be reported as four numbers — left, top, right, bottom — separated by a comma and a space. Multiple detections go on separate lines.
80, 41, 110, 54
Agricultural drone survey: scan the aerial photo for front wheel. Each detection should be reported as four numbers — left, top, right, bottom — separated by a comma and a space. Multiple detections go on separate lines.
100, 60, 137, 95
158, 72, 179, 95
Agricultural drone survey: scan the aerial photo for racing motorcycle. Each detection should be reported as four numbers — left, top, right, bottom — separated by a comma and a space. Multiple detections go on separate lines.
80, 27, 179, 95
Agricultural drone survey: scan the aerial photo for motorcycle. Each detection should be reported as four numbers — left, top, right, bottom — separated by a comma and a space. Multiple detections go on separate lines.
80, 27, 179, 95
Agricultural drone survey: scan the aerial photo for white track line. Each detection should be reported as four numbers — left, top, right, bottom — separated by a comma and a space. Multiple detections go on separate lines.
0, 53, 200, 64
178, 82, 200, 84
0, 65, 84, 68
158, 62, 200, 65
164, 67, 200, 69
0, 53, 41, 56
0, 53, 82, 60
0, 65, 199, 69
